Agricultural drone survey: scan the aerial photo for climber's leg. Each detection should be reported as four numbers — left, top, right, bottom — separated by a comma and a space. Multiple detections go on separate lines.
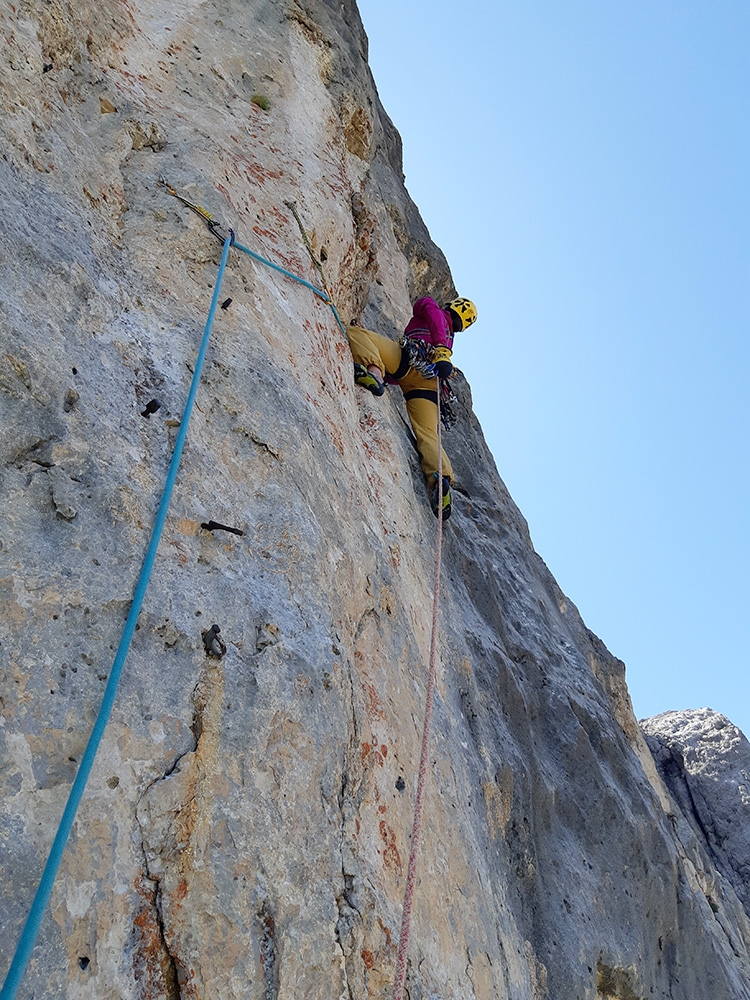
402, 386, 453, 484
347, 325, 404, 388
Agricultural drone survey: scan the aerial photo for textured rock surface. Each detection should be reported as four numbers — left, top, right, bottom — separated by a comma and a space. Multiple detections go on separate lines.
643, 709, 750, 919
1, 2, 750, 999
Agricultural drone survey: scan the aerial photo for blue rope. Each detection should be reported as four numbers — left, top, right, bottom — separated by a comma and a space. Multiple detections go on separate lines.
4, 203, 345, 997
328, 302, 347, 337
232, 239, 330, 302
231, 239, 347, 336
0, 233, 234, 1000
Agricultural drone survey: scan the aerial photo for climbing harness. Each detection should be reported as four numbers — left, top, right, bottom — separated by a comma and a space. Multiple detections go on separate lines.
399, 338, 459, 429
399, 336, 439, 378
0, 233, 235, 1000
390, 388, 445, 1000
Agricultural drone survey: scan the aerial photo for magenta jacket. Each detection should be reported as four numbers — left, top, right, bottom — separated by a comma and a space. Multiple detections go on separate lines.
404, 297, 454, 351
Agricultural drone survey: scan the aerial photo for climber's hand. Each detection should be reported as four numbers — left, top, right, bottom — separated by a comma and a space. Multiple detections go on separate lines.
435, 360, 453, 379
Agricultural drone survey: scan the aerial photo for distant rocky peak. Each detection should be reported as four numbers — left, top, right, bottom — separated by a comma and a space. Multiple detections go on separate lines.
643, 708, 750, 915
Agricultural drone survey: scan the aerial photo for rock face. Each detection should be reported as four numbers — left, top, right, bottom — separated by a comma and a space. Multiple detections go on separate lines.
1, 2, 749, 999
643, 709, 750, 920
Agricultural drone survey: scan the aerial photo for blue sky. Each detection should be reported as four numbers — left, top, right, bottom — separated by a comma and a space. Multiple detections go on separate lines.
356, 1, 750, 737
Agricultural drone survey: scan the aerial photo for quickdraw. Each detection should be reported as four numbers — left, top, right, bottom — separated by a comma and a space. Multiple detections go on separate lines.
157, 177, 343, 322
283, 198, 333, 301
158, 175, 234, 245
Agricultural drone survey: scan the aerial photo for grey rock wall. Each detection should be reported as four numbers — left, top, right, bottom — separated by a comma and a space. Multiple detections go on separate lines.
643, 709, 750, 919
1, 2, 749, 998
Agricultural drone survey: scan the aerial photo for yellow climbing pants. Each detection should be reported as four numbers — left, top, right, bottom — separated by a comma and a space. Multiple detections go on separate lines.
347, 325, 453, 483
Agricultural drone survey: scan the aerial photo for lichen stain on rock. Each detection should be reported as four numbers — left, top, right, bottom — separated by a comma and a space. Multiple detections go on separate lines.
342, 98, 372, 161
0, 577, 28, 627
596, 960, 641, 1000
323, 412, 345, 457
378, 820, 402, 877
359, 677, 386, 723
361, 741, 388, 768
376, 917, 392, 950
131, 875, 180, 1000
174, 518, 200, 537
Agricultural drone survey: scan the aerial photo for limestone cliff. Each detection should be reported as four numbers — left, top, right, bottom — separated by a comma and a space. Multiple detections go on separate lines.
1, 2, 749, 999
643, 710, 750, 923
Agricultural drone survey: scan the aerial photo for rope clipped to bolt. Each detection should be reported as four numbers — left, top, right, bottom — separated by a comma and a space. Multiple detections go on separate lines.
159, 177, 347, 335
284, 198, 333, 301
390, 389, 445, 1000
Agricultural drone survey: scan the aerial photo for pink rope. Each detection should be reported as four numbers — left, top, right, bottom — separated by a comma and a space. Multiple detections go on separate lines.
390, 387, 445, 1000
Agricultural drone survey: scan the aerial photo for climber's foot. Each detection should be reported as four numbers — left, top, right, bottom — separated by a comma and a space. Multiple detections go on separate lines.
430, 475, 452, 521
354, 363, 385, 396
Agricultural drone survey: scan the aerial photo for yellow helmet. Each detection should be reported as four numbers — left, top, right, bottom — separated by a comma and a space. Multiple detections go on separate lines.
445, 297, 477, 331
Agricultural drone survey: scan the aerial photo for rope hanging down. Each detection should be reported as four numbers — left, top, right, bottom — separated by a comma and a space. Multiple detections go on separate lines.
390, 390, 445, 1000
0, 234, 235, 1000
3, 176, 442, 999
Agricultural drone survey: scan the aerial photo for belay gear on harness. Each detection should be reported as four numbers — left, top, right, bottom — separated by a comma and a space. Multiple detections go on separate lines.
439, 378, 458, 430
445, 297, 477, 331
399, 336, 440, 378
399, 338, 459, 429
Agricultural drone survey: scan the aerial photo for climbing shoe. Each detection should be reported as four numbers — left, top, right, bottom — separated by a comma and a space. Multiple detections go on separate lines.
354, 363, 385, 397
430, 475, 452, 521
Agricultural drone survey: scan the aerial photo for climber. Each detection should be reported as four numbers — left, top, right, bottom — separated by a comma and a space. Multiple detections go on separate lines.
347, 296, 477, 520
